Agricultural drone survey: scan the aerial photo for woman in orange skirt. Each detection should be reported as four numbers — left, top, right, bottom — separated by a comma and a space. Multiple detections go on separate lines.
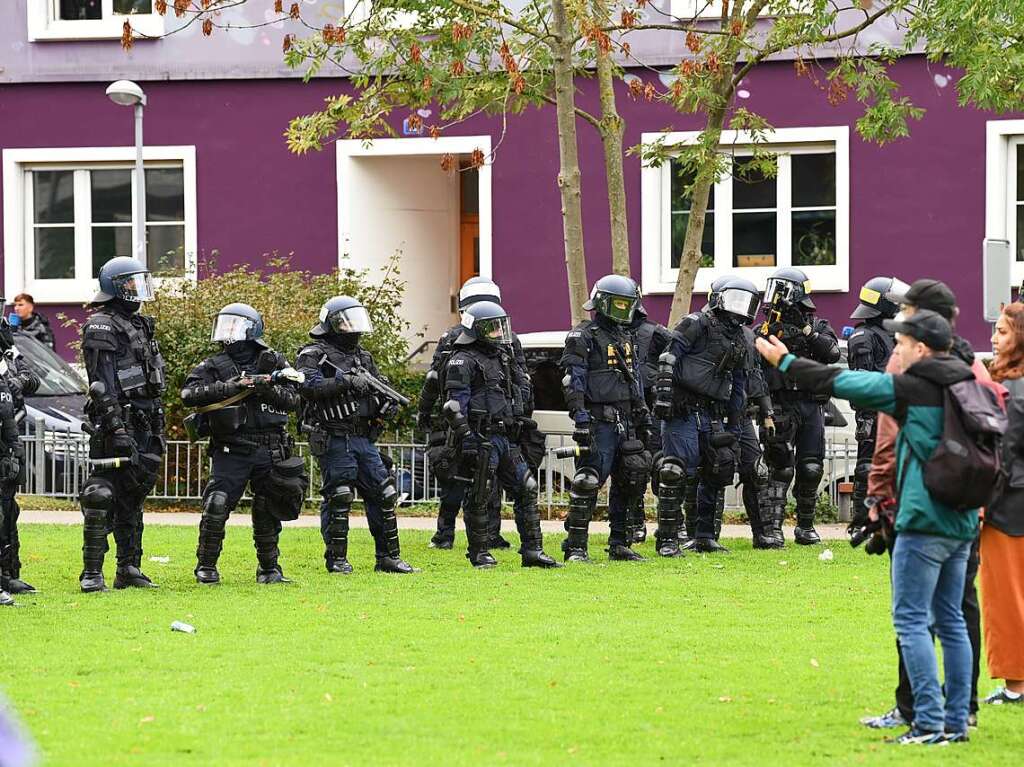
981, 303, 1024, 705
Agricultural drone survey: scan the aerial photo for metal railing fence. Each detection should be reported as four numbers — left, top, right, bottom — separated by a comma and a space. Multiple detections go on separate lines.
18, 419, 856, 516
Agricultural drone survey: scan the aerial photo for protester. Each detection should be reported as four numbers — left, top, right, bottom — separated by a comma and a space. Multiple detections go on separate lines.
980, 303, 1024, 705
11, 294, 54, 349
862, 280, 986, 730
756, 309, 979, 745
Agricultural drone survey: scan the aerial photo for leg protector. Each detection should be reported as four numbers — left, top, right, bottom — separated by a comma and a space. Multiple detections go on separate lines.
654, 458, 686, 557
79, 480, 113, 586
680, 475, 698, 542
564, 468, 600, 559
2, 497, 21, 579
629, 497, 647, 543
374, 477, 416, 573
850, 458, 872, 529
432, 480, 460, 548
251, 494, 283, 575
196, 490, 230, 580
763, 464, 793, 545
793, 457, 824, 527
513, 475, 560, 568
324, 486, 353, 572
713, 489, 725, 541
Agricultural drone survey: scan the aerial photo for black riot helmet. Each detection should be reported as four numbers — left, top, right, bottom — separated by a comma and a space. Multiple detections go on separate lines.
458, 276, 501, 310
711, 275, 761, 325
583, 274, 640, 325
851, 276, 908, 320
311, 295, 373, 339
763, 266, 815, 311
94, 256, 155, 304
211, 303, 266, 345
455, 300, 513, 347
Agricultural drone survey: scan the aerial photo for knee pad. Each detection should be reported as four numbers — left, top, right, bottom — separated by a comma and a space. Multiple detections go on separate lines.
658, 456, 685, 489
854, 461, 871, 483
202, 490, 230, 521
771, 465, 794, 485
796, 458, 824, 487
570, 468, 600, 497
738, 464, 764, 489
80, 480, 115, 511
327, 486, 354, 513
379, 477, 398, 508
517, 473, 538, 500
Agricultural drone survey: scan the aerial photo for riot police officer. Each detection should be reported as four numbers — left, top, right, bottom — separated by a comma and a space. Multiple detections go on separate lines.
0, 379, 23, 606
652, 276, 759, 555
296, 296, 416, 574
756, 267, 840, 545
79, 257, 167, 593
443, 301, 558, 569
560, 275, 650, 562
182, 304, 307, 585
418, 277, 532, 550
0, 306, 39, 596
846, 276, 902, 528
623, 303, 671, 545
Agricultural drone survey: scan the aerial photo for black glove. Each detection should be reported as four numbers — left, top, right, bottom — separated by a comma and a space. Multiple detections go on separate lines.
416, 411, 433, 432
342, 373, 369, 394
108, 429, 137, 459
572, 420, 591, 447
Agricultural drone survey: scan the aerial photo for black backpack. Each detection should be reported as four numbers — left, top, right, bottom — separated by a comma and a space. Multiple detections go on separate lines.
920, 379, 1007, 510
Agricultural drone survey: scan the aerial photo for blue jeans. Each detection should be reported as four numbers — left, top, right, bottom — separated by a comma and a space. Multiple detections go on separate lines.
582, 420, 633, 543
318, 434, 391, 554
891, 532, 972, 733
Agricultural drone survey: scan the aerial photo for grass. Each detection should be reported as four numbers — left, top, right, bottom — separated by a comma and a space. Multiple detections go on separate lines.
4, 524, 1022, 766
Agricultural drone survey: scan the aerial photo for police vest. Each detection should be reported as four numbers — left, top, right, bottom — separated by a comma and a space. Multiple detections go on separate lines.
847, 322, 894, 374
446, 344, 519, 423
675, 312, 746, 403
580, 321, 637, 408
298, 341, 382, 430
205, 351, 291, 435
83, 310, 166, 401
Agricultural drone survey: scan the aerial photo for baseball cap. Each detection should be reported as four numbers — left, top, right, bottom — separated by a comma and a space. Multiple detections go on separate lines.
883, 309, 953, 351
890, 279, 957, 321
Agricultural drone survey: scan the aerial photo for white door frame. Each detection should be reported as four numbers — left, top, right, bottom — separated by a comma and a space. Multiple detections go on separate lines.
335, 136, 493, 280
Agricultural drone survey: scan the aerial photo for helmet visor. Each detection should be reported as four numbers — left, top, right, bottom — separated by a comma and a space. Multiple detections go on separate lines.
882, 278, 911, 306
601, 293, 638, 324
719, 288, 761, 322
328, 305, 373, 334
211, 313, 256, 343
763, 278, 797, 306
115, 271, 155, 302
476, 315, 512, 345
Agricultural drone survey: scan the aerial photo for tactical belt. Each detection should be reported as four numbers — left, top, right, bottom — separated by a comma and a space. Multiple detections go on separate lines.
589, 403, 631, 422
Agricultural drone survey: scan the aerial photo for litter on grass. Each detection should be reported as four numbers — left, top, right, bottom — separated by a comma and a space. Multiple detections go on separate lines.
149, 556, 170, 564
171, 621, 196, 634
818, 549, 834, 562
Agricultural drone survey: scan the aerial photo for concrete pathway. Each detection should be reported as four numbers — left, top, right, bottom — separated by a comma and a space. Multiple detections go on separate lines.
21, 510, 852, 540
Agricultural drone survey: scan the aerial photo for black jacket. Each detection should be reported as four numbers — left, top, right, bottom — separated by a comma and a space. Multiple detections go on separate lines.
17, 313, 55, 349
988, 376, 1024, 536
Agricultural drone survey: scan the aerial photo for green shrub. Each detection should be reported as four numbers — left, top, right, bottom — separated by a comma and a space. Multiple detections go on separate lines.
70, 253, 420, 438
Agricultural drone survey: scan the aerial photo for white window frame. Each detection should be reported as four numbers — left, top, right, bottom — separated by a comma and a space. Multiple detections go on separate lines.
27, 0, 165, 42
2, 146, 197, 304
641, 125, 849, 296
985, 119, 1024, 285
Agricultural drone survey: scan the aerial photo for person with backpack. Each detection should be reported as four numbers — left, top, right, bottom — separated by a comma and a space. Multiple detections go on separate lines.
756, 309, 995, 745
862, 280, 989, 731
979, 302, 1024, 706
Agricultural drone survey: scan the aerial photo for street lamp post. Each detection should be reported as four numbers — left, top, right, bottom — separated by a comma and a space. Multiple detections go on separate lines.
105, 80, 147, 263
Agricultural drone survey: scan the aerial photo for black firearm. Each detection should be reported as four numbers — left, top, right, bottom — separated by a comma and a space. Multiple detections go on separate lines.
320, 355, 411, 409
468, 410, 494, 512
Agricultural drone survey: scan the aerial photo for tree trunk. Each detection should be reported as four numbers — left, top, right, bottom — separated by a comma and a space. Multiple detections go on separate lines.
667, 105, 728, 327
550, 0, 589, 326
595, 40, 629, 277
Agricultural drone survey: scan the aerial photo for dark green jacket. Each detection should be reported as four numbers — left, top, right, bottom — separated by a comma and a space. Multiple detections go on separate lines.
778, 352, 979, 541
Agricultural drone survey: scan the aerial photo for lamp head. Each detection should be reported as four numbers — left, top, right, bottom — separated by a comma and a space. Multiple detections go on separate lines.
106, 80, 146, 107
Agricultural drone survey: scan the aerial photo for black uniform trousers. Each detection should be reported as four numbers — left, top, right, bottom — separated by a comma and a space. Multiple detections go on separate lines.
204, 443, 284, 539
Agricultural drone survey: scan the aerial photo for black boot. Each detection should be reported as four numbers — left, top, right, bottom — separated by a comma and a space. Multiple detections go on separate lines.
793, 496, 821, 546
655, 462, 685, 558
608, 544, 644, 561
114, 511, 157, 589
760, 479, 788, 548
465, 490, 496, 568
80, 503, 110, 594
324, 487, 353, 574
694, 537, 730, 554
628, 497, 648, 544
563, 476, 597, 562
430, 500, 458, 549
253, 496, 290, 584
0, 589, 12, 606
195, 491, 228, 585
374, 489, 418, 574
514, 493, 562, 569
1, 575, 35, 594
114, 565, 158, 589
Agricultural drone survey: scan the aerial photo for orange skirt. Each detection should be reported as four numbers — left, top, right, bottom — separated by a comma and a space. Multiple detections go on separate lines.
980, 524, 1024, 681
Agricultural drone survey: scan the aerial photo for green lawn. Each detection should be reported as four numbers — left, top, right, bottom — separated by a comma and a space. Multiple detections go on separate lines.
4, 524, 1021, 766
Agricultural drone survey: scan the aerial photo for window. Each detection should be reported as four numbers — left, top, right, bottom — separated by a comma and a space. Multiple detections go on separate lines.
642, 126, 849, 295
984, 121, 1024, 284
28, 0, 165, 42
3, 147, 196, 304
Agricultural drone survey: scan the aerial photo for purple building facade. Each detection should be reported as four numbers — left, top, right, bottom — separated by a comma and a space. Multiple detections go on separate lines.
2, 2, 1022, 358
